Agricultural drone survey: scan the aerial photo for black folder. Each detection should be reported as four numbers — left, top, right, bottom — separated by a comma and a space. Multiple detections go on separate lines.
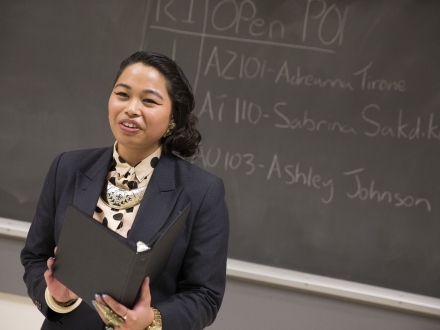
52, 203, 190, 309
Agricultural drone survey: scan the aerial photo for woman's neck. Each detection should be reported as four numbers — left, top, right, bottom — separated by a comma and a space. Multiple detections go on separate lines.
116, 143, 160, 167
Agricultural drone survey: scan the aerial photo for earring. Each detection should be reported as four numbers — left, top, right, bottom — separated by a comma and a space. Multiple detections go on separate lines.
163, 122, 176, 138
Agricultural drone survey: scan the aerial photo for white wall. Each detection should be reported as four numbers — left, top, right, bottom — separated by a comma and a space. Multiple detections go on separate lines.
207, 278, 440, 330
0, 292, 45, 330
3, 280, 440, 330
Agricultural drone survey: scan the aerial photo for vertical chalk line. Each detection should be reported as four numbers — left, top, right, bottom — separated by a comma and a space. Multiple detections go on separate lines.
193, 0, 209, 94
139, 0, 152, 51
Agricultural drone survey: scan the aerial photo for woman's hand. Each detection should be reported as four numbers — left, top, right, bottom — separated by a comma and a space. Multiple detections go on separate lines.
44, 248, 79, 303
94, 277, 155, 330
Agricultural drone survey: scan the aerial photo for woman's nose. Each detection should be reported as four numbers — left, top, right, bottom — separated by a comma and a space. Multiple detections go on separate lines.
125, 102, 141, 116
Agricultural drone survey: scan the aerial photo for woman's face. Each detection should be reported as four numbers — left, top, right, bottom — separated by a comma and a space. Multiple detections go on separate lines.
108, 63, 173, 159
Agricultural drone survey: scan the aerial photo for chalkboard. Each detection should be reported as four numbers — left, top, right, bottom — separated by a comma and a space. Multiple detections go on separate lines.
0, 0, 147, 219
1, 0, 439, 299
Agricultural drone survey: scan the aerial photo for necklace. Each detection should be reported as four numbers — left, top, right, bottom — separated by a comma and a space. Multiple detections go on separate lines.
102, 180, 147, 209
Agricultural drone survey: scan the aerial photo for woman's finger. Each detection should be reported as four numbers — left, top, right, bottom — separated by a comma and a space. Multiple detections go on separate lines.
93, 299, 127, 329
43, 267, 52, 284
101, 294, 129, 320
93, 301, 110, 325
94, 294, 105, 304
44, 257, 55, 284
46, 256, 54, 270
138, 277, 151, 303
45, 257, 79, 301
130, 277, 154, 326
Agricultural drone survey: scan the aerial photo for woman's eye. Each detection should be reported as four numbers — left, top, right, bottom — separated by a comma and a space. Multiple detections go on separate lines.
115, 92, 129, 98
144, 98, 159, 105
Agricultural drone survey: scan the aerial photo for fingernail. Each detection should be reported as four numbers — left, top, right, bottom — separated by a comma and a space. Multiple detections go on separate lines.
92, 300, 96, 307
94, 294, 99, 300
102, 294, 107, 299
47, 269, 51, 273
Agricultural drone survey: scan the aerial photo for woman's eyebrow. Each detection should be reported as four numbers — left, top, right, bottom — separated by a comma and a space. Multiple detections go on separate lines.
143, 89, 164, 100
114, 83, 131, 89
114, 83, 164, 100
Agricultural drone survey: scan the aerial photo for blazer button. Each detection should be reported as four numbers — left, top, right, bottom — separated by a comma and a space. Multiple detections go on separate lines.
34, 300, 42, 311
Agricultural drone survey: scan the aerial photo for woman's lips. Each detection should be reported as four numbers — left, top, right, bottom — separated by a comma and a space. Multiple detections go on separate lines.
119, 120, 141, 132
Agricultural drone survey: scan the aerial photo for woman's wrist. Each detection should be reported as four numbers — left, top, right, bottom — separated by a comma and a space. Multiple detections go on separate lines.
45, 287, 82, 313
52, 296, 78, 307
145, 307, 162, 330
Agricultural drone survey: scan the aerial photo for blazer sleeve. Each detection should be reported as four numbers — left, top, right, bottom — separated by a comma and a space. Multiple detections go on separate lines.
20, 153, 64, 322
154, 177, 229, 330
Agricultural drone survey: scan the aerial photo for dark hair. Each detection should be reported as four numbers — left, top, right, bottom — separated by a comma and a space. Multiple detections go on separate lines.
114, 51, 201, 158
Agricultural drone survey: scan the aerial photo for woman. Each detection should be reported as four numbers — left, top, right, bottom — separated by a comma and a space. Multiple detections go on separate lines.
21, 52, 229, 330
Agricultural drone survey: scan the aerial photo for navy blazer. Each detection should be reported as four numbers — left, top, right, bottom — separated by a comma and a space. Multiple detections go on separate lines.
21, 147, 229, 330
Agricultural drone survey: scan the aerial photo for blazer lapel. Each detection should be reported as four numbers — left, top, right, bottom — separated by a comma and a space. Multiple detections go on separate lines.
128, 153, 183, 245
73, 148, 113, 216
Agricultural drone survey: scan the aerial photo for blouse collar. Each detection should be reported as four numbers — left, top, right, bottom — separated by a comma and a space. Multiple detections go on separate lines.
112, 142, 162, 182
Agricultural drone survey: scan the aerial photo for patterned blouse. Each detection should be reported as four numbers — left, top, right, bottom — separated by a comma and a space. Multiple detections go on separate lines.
92, 143, 161, 238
